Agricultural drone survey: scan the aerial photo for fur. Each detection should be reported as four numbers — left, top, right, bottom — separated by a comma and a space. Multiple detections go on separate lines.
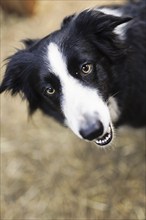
1, 0, 146, 146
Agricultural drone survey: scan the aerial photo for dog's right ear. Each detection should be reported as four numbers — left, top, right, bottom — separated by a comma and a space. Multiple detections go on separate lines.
22, 38, 38, 48
0, 49, 40, 114
0, 49, 36, 96
0, 37, 39, 96
61, 14, 75, 28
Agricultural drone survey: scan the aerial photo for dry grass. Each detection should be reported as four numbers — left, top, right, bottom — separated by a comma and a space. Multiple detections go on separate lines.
0, 1, 145, 219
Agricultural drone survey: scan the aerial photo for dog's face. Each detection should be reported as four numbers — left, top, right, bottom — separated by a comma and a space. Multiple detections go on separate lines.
0, 9, 131, 146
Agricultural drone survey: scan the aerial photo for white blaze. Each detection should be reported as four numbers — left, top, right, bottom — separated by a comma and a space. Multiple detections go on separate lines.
48, 42, 111, 138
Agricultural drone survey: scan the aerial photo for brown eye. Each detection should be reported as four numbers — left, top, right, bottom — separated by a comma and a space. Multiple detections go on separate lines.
81, 63, 93, 75
45, 87, 55, 96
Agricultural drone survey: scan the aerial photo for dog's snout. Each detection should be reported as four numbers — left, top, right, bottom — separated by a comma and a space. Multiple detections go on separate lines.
79, 120, 104, 141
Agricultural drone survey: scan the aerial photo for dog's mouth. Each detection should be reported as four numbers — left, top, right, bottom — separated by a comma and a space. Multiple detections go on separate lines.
94, 124, 113, 146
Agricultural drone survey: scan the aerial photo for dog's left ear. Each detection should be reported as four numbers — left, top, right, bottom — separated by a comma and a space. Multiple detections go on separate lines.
75, 10, 132, 35
61, 14, 75, 28
75, 10, 132, 60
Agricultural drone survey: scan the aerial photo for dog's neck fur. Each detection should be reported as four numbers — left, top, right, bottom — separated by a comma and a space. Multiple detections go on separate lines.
111, 46, 146, 128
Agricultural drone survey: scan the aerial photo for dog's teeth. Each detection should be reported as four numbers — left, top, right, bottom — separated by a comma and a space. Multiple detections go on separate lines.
95, 140, 101, 144
105, 137, 108, 142
94, 124, 113, 146
106, 135, 109, 140
106, 136, 109, 141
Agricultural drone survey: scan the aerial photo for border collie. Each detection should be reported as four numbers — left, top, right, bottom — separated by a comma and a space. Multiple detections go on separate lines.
0, 0, 146, 147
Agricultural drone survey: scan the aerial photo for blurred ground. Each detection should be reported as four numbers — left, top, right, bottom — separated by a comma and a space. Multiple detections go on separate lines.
0, 1, 146, 219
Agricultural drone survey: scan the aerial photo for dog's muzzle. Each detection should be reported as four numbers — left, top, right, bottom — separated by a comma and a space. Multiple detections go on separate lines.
79, 119, 113, 146
94, 124, 113, 146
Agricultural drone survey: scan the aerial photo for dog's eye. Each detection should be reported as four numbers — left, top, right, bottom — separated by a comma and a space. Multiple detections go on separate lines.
44, 87, 56, 96
81, 63, 93, 75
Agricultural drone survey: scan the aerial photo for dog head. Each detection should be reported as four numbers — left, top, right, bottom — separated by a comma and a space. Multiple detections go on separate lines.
0, 9, 131, 146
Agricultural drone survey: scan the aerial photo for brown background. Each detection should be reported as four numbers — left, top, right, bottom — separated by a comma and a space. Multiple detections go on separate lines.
1, 1, 145, 219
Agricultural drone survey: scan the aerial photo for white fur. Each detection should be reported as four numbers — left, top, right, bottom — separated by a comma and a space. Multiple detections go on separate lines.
114, 23, 127, 39
48, 42, 111, 138
108, 96, 120, 122
97, 8, 123, 17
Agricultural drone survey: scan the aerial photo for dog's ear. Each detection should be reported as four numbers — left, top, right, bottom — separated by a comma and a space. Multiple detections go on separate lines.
75, 9, 132, 34
75, 10, 132, 61
61, 14, 75, 28
22, 38, 38, 48
0, 49, 39, 114
0, 50, 33, 94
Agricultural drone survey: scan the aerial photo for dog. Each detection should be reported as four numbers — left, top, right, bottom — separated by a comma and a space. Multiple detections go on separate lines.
0, 0, 146, 147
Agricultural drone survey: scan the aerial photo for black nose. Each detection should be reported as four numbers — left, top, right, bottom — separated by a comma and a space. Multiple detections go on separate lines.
79, 120, 104, 141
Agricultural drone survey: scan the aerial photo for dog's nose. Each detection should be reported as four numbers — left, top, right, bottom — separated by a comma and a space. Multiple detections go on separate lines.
79, 120, 104, 141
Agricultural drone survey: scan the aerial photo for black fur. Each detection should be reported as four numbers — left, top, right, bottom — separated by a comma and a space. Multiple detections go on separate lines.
1, 0, 146, 128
